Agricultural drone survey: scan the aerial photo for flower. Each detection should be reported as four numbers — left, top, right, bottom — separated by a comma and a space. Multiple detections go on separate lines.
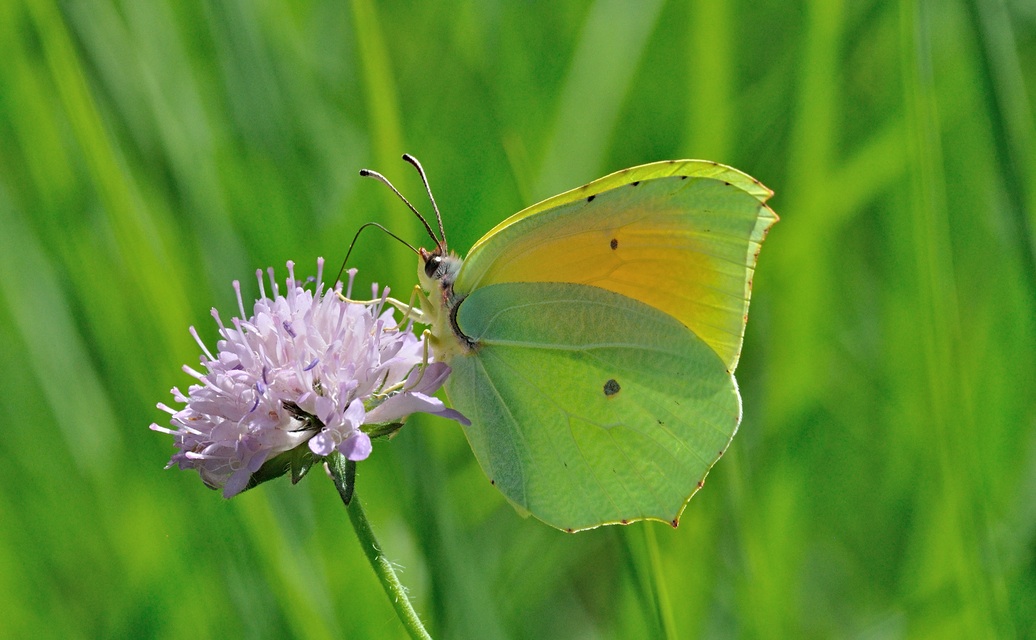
151, 258, 468, 498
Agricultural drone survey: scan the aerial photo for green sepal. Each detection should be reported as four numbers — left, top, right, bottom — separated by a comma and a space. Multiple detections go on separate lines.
364, 420, 405, 439
325, 451, 357, 505
229, 405, 398, 496
240, 442, 320, 494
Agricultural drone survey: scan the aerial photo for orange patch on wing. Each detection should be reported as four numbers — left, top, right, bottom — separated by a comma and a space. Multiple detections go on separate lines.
466, 190, 762, 368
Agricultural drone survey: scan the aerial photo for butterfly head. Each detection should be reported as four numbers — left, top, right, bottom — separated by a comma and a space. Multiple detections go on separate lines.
419, 244, 462, 301
357, 154, 473, 357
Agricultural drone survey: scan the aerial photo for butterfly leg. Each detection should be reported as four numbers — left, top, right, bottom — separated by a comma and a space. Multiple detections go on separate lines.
337, 285, 429, 324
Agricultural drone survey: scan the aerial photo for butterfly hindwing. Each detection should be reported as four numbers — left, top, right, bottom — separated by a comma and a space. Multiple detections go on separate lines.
445, 281, 740, 531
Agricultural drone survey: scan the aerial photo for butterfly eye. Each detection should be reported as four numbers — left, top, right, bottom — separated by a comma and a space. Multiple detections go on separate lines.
424, 254, 443, 278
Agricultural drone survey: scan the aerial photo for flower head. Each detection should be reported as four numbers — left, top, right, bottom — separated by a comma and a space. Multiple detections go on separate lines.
151, 259, 467, 497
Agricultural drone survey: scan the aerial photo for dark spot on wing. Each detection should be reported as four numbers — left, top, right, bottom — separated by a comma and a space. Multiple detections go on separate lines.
630, 181, 640, 187
587, 194, 596, 202
610, 238, 618, 250
603, 379, 620, 396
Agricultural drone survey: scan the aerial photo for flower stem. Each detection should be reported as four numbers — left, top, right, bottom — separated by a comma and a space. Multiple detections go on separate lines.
328, 455, 432, 639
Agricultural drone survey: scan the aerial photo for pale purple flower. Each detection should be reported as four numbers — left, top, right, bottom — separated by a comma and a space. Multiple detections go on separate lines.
151, 259, 468, 498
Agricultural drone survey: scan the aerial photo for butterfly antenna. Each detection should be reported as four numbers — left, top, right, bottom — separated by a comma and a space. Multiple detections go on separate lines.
334, 221, 419, 287
402, 153, 447, 249
359, 167, 441, 248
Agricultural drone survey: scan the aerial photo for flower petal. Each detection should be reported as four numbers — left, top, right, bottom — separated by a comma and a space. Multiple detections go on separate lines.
309, 431, 337, 457
339, 431, 372, 461
366, 391, 470, 426
343, 398, 366, 428
406, 361, 452, 393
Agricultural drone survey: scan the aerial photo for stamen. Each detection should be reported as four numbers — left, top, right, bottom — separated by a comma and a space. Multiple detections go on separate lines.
182, 364, 207, 382
282, 320, 297, 338
346, 268, 357, 298
255, 269, 266, 300
189, 326, 215, 361
267, 267, 278, 298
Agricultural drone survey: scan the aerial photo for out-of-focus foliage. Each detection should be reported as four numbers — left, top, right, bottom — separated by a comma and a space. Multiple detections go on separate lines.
1, 0, 1033, 637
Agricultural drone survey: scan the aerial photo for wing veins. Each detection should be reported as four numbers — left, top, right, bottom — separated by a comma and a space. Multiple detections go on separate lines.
578, 347, 738, 446
479, 348, 627, 520
469, 353, 530, 507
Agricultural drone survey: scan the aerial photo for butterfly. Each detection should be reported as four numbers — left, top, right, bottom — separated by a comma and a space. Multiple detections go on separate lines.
363, 155, 777, 532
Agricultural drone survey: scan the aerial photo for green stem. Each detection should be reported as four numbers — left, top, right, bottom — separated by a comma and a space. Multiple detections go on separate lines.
328, 455, 432, 640
347, 496, 432, 640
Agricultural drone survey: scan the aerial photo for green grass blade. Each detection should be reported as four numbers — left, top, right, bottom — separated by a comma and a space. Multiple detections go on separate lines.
534, 0, 666, 194
898, 0, 1004, 634
962, 0, 1036, 300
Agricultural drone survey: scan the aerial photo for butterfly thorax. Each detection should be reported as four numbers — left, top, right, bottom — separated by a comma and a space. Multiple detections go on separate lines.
418, 248, 472, 361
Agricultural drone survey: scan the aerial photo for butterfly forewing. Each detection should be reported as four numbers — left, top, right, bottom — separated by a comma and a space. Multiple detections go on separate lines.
455, 160, 776, 371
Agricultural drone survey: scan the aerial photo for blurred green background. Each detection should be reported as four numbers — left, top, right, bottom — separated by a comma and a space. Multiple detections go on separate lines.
1, 0, 1034, 637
